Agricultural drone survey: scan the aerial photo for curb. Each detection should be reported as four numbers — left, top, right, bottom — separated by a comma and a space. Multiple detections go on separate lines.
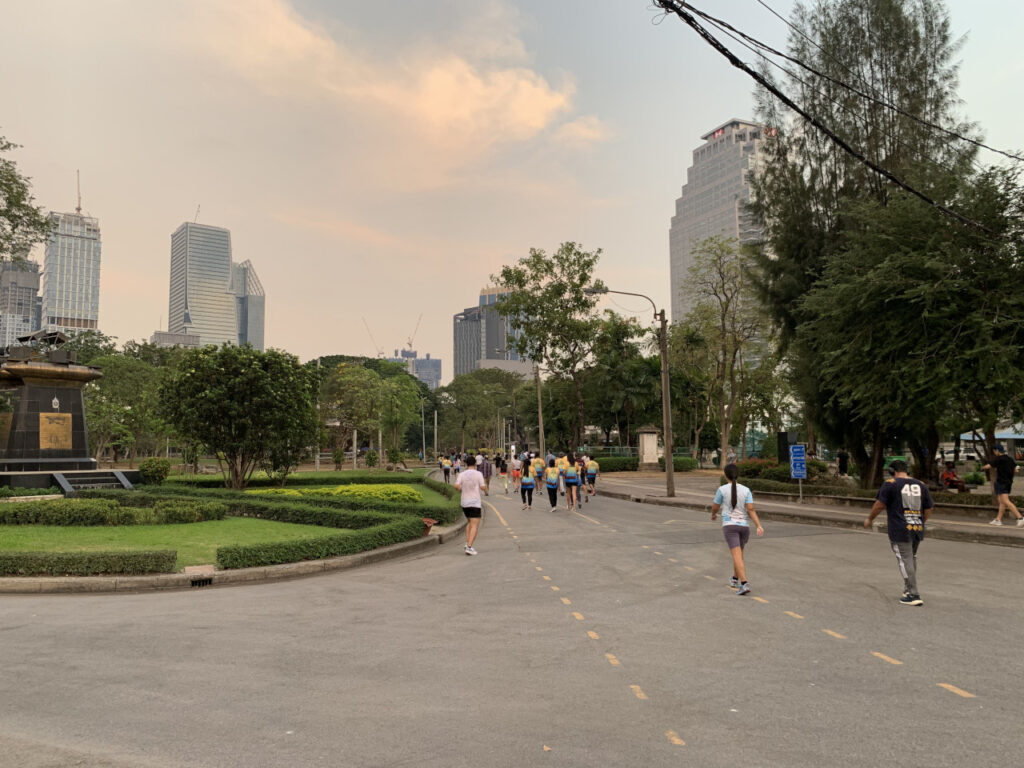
596, 490, 1024, 548
0, 518, 470, 595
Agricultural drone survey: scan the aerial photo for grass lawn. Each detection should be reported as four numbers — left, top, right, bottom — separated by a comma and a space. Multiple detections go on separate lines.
0, 518, 345, 570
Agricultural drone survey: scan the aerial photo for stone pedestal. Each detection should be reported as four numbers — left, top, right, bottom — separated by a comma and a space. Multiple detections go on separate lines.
0, 359, 102, 472
638, 424, 660, 471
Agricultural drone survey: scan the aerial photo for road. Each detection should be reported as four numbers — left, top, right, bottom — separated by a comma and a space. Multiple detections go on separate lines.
1, 488, 1020, 767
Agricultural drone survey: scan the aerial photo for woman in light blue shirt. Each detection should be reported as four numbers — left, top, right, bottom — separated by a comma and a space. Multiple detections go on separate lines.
710, 463, 765, 596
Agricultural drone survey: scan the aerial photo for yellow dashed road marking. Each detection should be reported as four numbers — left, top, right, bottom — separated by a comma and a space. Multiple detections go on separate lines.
560, 597, 571, 605
872, 652, 902, 665
535, 566, 543, 572
587, 631, 600, 640
666, 731, 686, 746
572, 510, 602, 525
752, 597, 769, 604
572, 612, 584, 620
784, 611, 804, 619
485, 501, 508, 527
642, 546, 650, 549
630, 685, 648, 700
542, 575, 551, 581
703, 575, 715, 581
937, 683, 975, 698
684, 566, 696, 572
605, 653, 620, 667
822, 629, 846, 639
550, 586, 560, 592
654, 551, 663, 555
668, 558, 678, 563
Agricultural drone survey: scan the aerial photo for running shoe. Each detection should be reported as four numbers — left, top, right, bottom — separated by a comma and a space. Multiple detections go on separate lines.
1017, 517, 1024, 528
550, 507, 557, 513
729, 577, 740, 589
465, 545, 477, 556
989, 519, 1003, 526
736, 583, 751, 596
521, 504, 527, 510
899, 594, 923, 605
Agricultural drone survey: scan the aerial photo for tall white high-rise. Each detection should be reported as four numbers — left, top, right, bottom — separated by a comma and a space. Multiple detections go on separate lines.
166, 222, 265, 350
669, 119, 764, 322
41, 211, 101, 334
0, 260, 41, 346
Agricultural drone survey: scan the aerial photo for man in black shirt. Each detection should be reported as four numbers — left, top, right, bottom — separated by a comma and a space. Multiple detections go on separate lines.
864, 460, 934, 606
981, 444, 1023, 527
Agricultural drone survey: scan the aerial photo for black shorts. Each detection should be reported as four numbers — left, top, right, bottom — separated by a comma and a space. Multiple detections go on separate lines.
462, 506, 482, 519
587, 475, 597, 486
995, 481, 1013, 495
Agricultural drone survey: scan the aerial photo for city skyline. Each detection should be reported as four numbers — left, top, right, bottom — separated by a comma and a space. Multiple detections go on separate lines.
1, 1, 1019, 383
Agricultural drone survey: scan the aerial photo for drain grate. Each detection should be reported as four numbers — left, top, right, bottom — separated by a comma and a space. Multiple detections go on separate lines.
190, 577, 213, 588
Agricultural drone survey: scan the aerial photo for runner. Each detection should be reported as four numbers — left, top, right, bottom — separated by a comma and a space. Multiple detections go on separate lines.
442, 456, 452, 483
519, 463, 535, 510
556, 452, 569, 497
453, 456, 461, 477
585, 455, 600, 501
709, 463, 765, 596
511, 455, 523, 493
563, 451, 580, 511
981, 445, 1024, 526
479, 453, 493, 494
532, 453, 546, 491
863, 459, 934, 605
454, 455, 488, 555
576, 454, 589, 503
544, 459, 561, 512
498, 455, 509, 494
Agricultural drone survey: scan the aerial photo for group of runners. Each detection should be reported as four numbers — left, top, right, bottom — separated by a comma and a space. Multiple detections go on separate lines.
512, 450, 599, 512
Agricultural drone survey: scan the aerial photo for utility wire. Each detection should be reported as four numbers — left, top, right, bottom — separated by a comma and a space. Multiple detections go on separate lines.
697, 9, 984, 181
653, 0, 995, 235
691, 0, 1024, 163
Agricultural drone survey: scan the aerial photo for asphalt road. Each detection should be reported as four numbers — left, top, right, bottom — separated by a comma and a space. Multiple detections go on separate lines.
1, 488, 1021, 767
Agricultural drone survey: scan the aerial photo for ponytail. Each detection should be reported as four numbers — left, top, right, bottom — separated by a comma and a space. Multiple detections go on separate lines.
724, 463, 739, 508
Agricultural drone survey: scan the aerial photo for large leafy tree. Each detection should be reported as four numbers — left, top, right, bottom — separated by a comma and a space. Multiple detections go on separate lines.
86, 354, 169, 465
749, 0, 987, 485
494, 242, 604, 448
321, 363, 382, 454
0, 135, 52, 260
587, 311, 657, 446
160, 345, 318, 489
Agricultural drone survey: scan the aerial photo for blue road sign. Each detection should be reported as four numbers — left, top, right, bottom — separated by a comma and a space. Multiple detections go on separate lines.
789, 444, 807, 479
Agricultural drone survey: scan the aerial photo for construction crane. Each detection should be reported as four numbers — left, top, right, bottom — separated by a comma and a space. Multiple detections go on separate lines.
361, 317, 385, 358
406, 313, 423, 353
194, 205, 201, 223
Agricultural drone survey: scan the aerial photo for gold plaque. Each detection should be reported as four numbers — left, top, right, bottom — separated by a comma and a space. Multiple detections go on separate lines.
39, 413, 72, 451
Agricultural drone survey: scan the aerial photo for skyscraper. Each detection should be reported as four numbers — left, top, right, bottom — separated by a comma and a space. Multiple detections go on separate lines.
669, 119, 764, 321
41, 210, 101, 334
0, 260, 41, 347
387, 348, 442, 391
166, 222, 265, 350
452, 287, 530, 378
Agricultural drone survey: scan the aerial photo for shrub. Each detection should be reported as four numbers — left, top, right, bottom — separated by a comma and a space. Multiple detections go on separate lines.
964, 471, 985, 485
0, 550, 177, 576
151, 500, 229, 523
245, 484, 423, 503
138, 458, 172, 485
0, 486, 62, 498
216, 516, 424, 569
598, 457, 639, 472
657, 456, 700, 472
365, 450, 379, 469
332, 447, 345, 470
733, 458, 777, 478
0, 498, 124, 526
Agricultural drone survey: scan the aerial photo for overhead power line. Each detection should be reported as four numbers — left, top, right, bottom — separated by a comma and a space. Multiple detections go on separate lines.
653, 0, 996, 235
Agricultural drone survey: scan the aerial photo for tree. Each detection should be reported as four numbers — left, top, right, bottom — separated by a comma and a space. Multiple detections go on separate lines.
668, 320, 715, 461
750, 0, 982, 485
0, 135, 52, 260
86, 354, 168, 465
588, 311, 657, 446
160, 345, 319, 489
379, 374, 420, 456
321, 363, 382, 455
436, 373, 491, 453
494, 242, 604, 448
62, 330, 119, 365
683, 237, 766, 469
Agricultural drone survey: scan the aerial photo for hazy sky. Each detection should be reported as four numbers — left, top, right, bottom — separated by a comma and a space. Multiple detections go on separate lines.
1, 1, 1020, 381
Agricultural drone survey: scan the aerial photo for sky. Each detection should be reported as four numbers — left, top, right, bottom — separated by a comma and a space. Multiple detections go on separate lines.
1, 0, 1020, 382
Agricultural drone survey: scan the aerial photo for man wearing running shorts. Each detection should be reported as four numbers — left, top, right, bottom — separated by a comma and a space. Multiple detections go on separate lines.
511, 456, 523, 492
585, 456, 599, 500
455, 455, 488, 555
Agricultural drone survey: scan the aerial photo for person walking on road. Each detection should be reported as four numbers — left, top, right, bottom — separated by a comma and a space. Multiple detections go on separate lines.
863, 460, 933, 605
585, 455, 600, 501
442, 456, 452, 483
544, 459, 561, 512
981, 445, 1024, 526
479, 453, 493, 494
563, 451, 580, 511
709, 463, 764, 596
455, 455, 488, 555
511, 455, 523, 493
519, 465, 535, 510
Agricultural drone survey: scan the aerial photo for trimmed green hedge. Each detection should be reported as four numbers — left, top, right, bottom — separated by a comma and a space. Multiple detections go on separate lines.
0, 498, 229, 526
657, 456, 700, 471
742, 478, 1018, 508
166, 470, 424, 489
598, 457, 639, 472
0, 550, 177, 576
216, 516, 424, 569
0, 486, 62, 498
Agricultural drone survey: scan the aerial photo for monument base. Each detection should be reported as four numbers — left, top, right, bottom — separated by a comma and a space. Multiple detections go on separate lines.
0, 457, 98, 472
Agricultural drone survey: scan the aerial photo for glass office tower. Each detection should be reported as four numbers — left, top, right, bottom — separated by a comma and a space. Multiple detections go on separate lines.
41, 212, 101, 334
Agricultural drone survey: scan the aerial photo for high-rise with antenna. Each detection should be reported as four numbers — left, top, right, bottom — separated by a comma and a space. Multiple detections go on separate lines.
41, 175, 102, 335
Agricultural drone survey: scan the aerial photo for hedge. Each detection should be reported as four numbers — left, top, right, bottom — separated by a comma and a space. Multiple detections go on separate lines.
598, 457, 639, 472
657, 456, 700, 471
216, 516, 424, 569
166, 470, 425, 489
0, 486, 62, 498
0, 550, 177, 576
139, 457, 172, 485
0, 498, 126, 526
246, 484, 423, 504
741, 478, 1020, 508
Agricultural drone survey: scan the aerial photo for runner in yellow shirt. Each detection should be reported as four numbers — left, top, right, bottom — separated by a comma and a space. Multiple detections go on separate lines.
585, 456, 600, 501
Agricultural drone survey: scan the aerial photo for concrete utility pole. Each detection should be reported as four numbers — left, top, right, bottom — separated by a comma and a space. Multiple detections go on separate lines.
586, 286, 675, 498
314, 357, 321, 472
535, 363, 546, 458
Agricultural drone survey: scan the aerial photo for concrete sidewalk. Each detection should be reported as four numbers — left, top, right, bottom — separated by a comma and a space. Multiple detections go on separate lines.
595, 471, 1024, 548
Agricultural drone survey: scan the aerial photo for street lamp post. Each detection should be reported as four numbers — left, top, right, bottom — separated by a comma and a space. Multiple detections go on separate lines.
586, 286, 675, 498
